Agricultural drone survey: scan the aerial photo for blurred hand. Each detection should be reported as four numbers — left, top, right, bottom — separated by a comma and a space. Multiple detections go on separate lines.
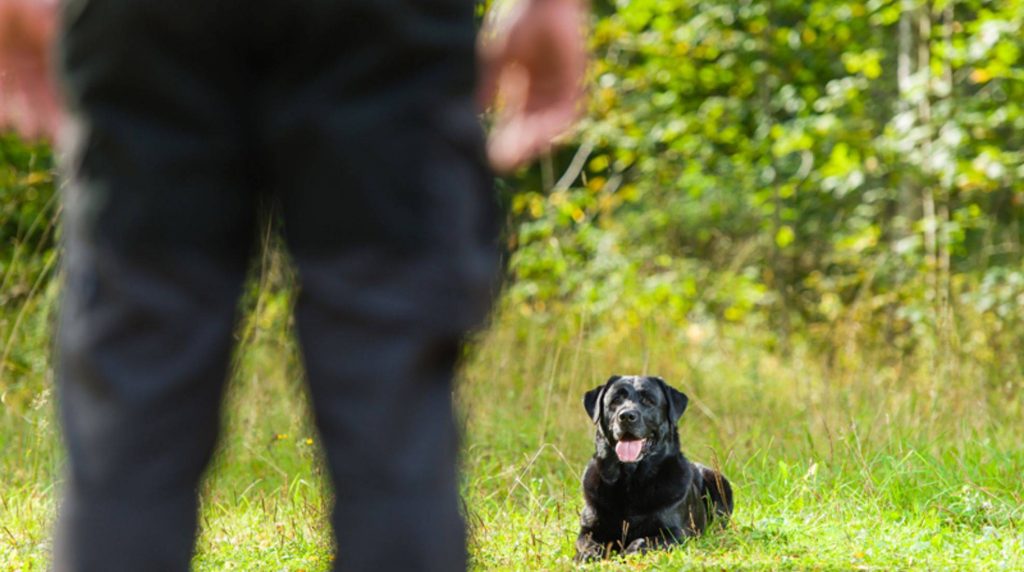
478, 0, 587, 174
0, 0, 59, 141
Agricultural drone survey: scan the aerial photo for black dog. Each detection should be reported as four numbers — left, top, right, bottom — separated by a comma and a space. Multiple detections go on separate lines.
575, 375, 733, 560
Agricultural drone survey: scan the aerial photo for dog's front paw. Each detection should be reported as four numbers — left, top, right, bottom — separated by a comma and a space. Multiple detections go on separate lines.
574, 544, 606, 563
574, 534, 606, 562
624, 537, 650, 554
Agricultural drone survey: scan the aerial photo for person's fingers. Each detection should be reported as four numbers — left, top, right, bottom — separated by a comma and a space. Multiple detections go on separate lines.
39, 93, 60, 139
0, 103, 10, 134
0, 69, 57, 140
488, 122, 529, 174
487, 63, 533, 173
489, 53, 583, 174
25, 66, 58, 138
9, 83, 34, 137
477, 0, 535, 109
489, 104, 577, 174
489, 104, 579, 174
0, 72, 23, 133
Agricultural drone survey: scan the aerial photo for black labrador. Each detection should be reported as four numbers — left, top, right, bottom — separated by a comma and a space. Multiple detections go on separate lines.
575, 375, 733, 561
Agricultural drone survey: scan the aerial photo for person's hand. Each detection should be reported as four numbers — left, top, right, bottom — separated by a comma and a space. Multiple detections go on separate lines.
0, 0, 60, 141
478, 0, 588, 174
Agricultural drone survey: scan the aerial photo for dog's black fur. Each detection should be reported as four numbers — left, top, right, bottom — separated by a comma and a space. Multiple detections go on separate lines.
575, 375, 733, 561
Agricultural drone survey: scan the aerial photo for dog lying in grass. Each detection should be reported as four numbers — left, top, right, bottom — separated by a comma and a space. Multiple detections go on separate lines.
575, 375, 733, 561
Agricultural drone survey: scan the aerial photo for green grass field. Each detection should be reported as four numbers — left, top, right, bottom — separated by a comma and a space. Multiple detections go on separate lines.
2, 275, 1022, 571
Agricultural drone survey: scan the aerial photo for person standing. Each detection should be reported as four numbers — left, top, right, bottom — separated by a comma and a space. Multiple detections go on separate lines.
0, 0, 587, 569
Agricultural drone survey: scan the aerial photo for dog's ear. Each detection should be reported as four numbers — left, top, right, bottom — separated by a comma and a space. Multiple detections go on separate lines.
653, 376, 688, 424
583, 375, 621, 423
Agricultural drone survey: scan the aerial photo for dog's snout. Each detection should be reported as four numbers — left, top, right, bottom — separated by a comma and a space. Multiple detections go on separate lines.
618, 409, 639, 424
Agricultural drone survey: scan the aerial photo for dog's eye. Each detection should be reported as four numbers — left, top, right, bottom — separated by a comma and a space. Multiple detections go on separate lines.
639, 392, 655, 406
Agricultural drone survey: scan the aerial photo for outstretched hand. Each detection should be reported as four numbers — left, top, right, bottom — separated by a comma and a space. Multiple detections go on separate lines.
478, 0, 588, 174
0, 0, 59, 141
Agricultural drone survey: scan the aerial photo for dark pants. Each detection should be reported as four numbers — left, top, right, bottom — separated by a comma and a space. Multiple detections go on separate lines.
52, 0, 497, 570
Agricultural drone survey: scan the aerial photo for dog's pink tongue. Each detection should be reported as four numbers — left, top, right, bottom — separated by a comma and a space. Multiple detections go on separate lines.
615, 439, 645, 462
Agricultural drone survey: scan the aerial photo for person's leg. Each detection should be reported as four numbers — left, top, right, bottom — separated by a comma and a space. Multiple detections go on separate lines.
260, 1, 499, 569
53, 1, 254, 569
289, 257, 489, 572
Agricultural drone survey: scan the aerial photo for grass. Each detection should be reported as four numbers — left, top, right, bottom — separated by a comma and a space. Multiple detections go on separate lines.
460, 313, 1024, 571
2, 265, 1024, 571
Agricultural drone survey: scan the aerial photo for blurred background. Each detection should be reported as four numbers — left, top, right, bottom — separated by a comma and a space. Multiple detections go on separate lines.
2, 0, 1024, 569
501, 0, 1024, 372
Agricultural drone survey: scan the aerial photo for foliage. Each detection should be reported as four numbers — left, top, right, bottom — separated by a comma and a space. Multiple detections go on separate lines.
0, 135, 59, 412
505, 0, 1024, 385
0, 134, 57, 293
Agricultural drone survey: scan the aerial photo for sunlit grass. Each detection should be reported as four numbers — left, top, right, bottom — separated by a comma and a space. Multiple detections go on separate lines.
458, 312, 1024, 570
2, 271, 1023, 570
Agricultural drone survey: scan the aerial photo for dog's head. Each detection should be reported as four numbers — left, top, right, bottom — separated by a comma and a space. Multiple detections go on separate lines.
583, 375, 688, 464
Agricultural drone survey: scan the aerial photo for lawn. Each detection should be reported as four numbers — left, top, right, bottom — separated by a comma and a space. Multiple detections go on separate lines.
2, 279, 1022, 571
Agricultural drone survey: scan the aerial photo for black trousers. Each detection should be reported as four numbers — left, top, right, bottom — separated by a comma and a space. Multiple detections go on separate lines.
52, 1, 497, 570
